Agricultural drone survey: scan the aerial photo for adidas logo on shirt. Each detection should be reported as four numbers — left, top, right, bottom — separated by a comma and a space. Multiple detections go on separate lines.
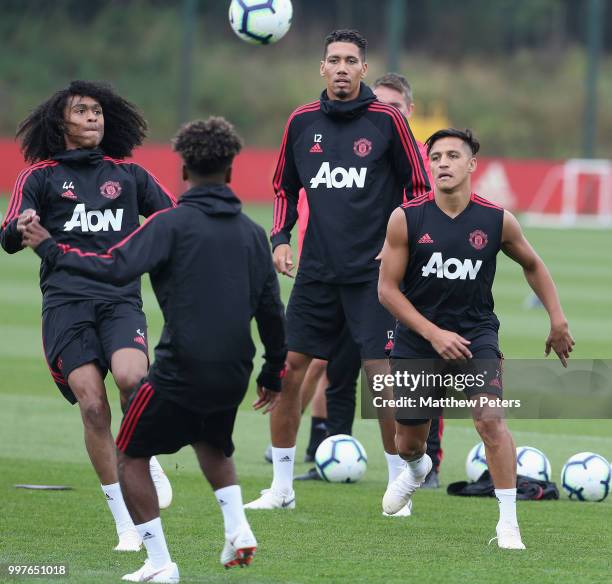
310, 143, 323, 153
418, 233, 434, 244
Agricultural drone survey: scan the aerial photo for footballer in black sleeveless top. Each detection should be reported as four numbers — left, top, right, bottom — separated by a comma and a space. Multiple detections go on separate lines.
377, 128, 575, 549
393, 190, 503, 358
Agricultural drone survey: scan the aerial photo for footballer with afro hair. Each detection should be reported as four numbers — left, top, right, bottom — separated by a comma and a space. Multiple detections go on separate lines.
172, 116, 243, 183
20, 114, 285, 579
16, 80, 148, 162
2, 80, 178, 555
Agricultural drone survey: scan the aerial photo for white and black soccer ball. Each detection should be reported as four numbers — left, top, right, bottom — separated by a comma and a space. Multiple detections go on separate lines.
561, 452, 611, 502
466, 442, 488, 482
516, 446, 552, 482
228, 0, 293, 45
314, 434, 367, 483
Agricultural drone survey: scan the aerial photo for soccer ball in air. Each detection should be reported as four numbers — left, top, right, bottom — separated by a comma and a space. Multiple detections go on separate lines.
516, 446, 552, 481
561, 452, 611, 502
314, 434, 367, 483
228, 0, 293, 45
466, 442, 488, 481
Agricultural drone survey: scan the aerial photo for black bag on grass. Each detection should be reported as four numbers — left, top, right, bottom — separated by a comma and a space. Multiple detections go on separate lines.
447, 470, 559, 500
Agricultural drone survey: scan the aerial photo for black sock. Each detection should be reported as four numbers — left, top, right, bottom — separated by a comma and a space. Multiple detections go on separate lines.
306, 417, 328, 457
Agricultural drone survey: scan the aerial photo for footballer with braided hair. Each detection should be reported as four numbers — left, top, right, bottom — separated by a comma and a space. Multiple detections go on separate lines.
1, 80, 177, 553
23, 116, 287, 579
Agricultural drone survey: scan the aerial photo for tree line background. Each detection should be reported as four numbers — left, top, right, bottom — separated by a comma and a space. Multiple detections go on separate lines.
1, 0, 610, 158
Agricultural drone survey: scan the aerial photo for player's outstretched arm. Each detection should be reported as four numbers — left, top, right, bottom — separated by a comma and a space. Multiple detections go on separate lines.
500, 210, 575, 366
23, 210, 174, 286
378, 208, 471, 360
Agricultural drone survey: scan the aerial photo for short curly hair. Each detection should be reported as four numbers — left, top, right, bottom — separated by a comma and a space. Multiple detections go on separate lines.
16, 80, 147, 163
324, 29, 367, 61
172, 116, 243, 176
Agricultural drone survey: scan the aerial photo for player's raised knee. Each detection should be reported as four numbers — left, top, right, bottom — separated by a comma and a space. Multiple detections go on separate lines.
113, 370, 145, 396
80, 397, 111, 430
284, 352, 311, 381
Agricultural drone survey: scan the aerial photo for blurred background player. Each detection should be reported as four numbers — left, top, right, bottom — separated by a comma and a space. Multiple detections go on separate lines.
246, 29, 429, 511
373, 73, 443, 488
23, 116, 287, 581
294, 72, 444, 491
0, 80, 175, 551
378, 128, 574, 548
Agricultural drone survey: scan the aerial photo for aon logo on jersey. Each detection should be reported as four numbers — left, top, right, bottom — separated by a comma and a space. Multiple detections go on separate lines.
64, 203, 124, 232
309, 162, 367, 189
422, 252, 482, 280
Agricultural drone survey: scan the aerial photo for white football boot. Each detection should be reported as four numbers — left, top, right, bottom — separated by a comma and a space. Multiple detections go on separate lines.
382, 500, 412, 517
489, 522, 526, 550
122, 559, 179, 582
221, 524, 257, 569
114, 528, 142, 552
382, 454, 432, 515
150, 457, 173, 510
244, 488, 295, 510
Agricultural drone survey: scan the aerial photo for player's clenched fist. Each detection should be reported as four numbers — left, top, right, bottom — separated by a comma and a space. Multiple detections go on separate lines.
16, 209, 38, 233
22, 217, 51, 250
273, 243, 294, 277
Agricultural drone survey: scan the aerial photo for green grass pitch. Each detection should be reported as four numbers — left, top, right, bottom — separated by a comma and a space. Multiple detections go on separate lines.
1, 200, 610, 583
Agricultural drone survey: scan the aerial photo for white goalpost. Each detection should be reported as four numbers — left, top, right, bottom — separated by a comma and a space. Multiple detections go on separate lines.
523, 159, 612, 228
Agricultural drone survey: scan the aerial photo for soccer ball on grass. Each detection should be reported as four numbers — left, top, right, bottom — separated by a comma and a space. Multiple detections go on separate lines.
515, 446, 552, 481
561, 452, 611, 502
315, 434, 367, 483
465, 442, 488, 482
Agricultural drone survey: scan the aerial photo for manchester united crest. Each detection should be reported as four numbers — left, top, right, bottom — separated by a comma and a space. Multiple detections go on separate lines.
100, 180, 122, 200
353, 138, 372, 158
469, 229, 488, 250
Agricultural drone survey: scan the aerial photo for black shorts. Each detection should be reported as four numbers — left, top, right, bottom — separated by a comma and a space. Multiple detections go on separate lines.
42, 300, 148, 404
286, 274, 394, 360
392, 341, 504, 426
116, 380, 238, 458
